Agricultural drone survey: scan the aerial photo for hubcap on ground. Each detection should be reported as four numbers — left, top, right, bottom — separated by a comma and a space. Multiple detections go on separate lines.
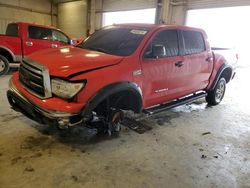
215, 82, 225, 102
0, 60, 5, 72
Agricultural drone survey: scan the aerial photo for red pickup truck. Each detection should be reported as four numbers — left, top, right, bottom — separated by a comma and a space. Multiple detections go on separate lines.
7, 24, 236, 136
0, 22, 77, 75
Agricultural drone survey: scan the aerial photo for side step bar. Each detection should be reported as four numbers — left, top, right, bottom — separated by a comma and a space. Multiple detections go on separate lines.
143, 92, 207, 115
10, 63, 20, 68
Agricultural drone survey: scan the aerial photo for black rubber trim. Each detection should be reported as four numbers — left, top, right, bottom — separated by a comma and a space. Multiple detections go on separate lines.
81, 82, 143, 120
209, 63, 232, 91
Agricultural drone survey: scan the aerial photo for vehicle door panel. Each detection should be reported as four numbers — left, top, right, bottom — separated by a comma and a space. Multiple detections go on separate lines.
141, 29, 188, 108
181, 30, 213, 93
23, 26, 54, 56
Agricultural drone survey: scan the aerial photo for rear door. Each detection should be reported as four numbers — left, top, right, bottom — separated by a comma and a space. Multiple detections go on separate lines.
141, 29, 187, 107
181, 30, 213, 93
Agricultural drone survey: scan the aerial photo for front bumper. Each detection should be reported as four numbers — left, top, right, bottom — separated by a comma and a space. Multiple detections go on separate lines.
7, 80, 83, 128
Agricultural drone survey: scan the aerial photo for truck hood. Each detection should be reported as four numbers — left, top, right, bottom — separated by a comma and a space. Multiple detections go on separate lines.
28, 46, 124, 78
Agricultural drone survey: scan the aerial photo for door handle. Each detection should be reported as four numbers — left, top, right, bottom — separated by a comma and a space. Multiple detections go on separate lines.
25, 41, 33, 46
206, 57, 213, 63
51, 44, 58, 48
175, 61, 184, 67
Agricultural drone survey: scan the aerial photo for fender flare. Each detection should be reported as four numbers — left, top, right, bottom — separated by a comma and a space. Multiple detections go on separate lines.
0, 45, 16, 62
81, 81, 143, 120
209, 63, 233, 91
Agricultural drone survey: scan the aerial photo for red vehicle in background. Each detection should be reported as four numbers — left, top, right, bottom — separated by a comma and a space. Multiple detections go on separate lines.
0, 22, 78, 75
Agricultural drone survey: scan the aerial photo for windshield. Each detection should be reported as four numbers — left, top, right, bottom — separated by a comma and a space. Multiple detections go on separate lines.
78, 26, 149, 56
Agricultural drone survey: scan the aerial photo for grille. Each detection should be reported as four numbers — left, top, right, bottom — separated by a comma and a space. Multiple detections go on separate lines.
19, 60, 49, 98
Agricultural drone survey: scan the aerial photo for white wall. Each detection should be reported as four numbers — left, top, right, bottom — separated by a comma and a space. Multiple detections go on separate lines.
57, 0, 88, 38
103, 0, 157, 12
188, 0, 250, 9
0, 0, 57, 34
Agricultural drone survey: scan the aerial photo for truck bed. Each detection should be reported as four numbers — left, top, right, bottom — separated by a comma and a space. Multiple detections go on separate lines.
212, 47, 238, 67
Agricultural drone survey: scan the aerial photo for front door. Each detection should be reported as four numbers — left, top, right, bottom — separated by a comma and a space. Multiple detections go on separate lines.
141, 29, 187, 108
23, 25, 54, 56
23, 26, 70, 56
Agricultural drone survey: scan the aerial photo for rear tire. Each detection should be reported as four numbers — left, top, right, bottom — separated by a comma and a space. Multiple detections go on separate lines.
206, 77, 226, 105
0, 55, 10, 76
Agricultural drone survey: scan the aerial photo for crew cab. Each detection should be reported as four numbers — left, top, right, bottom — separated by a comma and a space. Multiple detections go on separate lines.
0, 22, 78, 75
7, 24, 237, 136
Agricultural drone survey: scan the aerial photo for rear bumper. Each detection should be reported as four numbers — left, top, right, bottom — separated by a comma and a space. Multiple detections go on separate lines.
7, 80, 83, 128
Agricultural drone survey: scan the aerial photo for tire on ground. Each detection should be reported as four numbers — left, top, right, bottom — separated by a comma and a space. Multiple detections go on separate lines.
206, 77, 226, 105
0, 55, 10, 76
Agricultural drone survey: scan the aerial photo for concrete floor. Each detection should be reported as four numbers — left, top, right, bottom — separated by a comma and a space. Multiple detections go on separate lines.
0, 67, 249, 188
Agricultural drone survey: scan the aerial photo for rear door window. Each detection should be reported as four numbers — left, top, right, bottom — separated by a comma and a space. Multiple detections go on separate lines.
28, 26, 52, 40
6, 23, 18, 37
182, 30, 205, 55
144, 29, 179, 58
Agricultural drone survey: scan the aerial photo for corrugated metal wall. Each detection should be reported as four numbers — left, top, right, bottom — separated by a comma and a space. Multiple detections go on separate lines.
0, 0, 56, 34
57, 0, 87, 38
188, 0, 250, 9
103, 0, 157, 12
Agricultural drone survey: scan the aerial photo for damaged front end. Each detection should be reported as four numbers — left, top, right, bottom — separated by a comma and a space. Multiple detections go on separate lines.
7, 79, 83, 129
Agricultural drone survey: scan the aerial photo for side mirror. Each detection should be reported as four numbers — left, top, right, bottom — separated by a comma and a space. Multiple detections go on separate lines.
70, 39, 77, 45
152, 44, 166, 59
70, 38, 85, 46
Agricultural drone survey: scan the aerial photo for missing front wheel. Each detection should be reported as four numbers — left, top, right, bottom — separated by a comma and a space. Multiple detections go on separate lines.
86, 109, 124, 137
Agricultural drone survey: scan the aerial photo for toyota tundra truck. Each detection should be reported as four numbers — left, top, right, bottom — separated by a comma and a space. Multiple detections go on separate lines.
0, 22, 79, 75
7, 24, 237, 136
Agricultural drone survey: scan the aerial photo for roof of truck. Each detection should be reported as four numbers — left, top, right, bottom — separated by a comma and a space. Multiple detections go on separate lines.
11, 22, 60, 31
113, 23, 206, 33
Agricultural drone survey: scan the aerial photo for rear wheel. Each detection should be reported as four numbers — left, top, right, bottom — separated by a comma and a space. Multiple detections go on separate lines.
0, 55, 10, 76
206, 77, 226, 105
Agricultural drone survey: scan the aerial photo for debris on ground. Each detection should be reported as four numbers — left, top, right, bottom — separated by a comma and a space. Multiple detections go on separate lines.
24, 166, 34, 172
71, 175, 78, 182
202, 132, 211, 136
201, 154, 207, 159
11, 156, 22, 165
122, 117, 152, 134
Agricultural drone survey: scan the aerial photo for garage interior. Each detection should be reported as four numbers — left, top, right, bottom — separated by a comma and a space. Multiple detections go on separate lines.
0, 0, 249, 187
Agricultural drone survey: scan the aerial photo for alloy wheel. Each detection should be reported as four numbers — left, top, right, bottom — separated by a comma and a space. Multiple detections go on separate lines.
0, 60, 5, 72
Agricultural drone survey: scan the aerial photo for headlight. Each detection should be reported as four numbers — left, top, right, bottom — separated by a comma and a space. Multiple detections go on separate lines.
51, 79, 85, 99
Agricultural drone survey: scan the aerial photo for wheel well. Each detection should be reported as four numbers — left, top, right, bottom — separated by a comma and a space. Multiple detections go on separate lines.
94, 90, 142, 115
220, 67, 232, 83
0, 48, 13, 62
